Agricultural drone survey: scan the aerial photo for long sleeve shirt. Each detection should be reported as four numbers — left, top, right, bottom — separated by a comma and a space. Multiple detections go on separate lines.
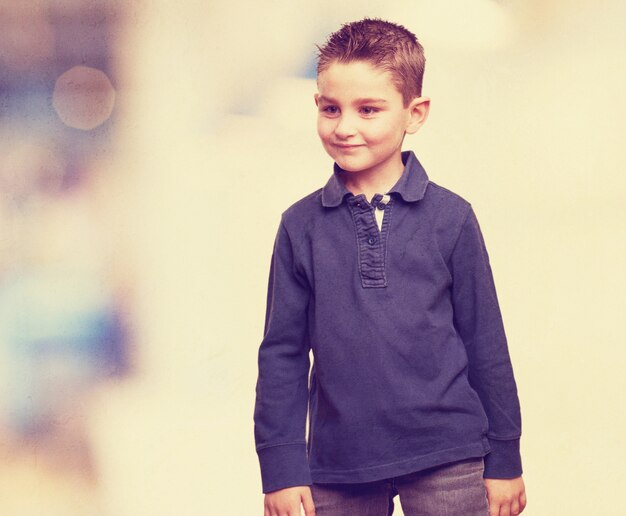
253, 150, 522, 494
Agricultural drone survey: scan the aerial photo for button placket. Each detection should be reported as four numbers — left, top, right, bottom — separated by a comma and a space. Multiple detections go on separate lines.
347, 194, 390, 288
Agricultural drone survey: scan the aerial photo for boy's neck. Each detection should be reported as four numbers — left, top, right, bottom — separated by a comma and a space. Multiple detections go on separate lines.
341, 153, 405, 203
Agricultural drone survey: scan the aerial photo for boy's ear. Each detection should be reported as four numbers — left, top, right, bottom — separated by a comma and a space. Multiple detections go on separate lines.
406, 96, 430, 135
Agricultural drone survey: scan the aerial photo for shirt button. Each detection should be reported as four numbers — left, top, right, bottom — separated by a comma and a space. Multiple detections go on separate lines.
367, 235, 377, 245
377, 202, 386, 210
356, 202, 363, 208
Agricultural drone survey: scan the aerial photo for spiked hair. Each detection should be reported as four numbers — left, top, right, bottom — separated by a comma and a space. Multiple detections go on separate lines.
316, 18, 426, 106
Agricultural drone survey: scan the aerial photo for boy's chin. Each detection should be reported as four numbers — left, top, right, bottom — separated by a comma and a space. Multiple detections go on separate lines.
332, 156, 366, 173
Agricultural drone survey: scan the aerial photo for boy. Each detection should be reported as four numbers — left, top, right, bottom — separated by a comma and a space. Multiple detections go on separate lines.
254, 18, 526, 516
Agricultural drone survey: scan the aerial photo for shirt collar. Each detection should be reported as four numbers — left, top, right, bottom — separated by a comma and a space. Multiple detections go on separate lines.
321, 150, 429, 208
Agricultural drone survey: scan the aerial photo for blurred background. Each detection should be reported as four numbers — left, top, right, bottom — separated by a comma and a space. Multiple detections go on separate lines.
0, 0, 624, 514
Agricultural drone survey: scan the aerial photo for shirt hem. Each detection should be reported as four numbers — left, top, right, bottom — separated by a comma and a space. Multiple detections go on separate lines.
309, 438, 491, 485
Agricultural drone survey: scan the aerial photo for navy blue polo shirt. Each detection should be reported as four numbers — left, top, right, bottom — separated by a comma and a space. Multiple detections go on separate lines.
254, 150, 522, 494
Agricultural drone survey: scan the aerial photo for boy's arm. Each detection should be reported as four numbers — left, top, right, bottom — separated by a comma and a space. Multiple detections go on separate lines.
448, 205, 523, 479
254, 217, 313, 494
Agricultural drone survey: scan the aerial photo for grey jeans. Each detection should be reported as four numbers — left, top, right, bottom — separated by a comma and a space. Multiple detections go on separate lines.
310, 457, 489, 516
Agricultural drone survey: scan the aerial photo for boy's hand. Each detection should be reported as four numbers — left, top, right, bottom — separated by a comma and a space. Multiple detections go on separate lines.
484, 476, 527, 516
264, 485, 315, 516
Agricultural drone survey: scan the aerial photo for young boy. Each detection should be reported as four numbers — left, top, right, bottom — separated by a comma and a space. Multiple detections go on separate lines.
254, 18, 526, 516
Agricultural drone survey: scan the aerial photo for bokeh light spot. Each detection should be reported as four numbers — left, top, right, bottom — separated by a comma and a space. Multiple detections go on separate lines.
52, 66, 116, 130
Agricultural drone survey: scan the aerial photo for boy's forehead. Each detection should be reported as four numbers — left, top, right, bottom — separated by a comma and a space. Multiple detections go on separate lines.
316, 60, 401, 99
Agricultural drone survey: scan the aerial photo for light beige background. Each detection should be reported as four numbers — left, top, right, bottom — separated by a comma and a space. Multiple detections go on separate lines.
81, 1, 626, 514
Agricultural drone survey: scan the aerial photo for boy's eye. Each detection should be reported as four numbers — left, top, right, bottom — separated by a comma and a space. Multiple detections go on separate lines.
321, 105, 339, 115
360, 106, 379, 115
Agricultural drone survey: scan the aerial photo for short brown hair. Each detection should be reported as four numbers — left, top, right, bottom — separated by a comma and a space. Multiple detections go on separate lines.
316, 18, 426, 106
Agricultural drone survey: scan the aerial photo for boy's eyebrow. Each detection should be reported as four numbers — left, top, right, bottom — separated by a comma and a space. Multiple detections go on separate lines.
356, 97, 388, 104
317, 95, 388, 104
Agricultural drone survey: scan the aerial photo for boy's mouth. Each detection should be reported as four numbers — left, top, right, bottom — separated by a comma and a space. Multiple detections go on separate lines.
334, 143, 364, 149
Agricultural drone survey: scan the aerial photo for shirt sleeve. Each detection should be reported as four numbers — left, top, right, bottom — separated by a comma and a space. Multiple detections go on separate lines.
253, 217, 313, 493
448, 206, 523, 479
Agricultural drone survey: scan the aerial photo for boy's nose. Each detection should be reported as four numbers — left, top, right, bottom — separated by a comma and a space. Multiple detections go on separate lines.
334, 116, 358, 138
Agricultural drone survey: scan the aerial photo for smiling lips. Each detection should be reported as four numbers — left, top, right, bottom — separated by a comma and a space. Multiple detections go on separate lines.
334, 143, 364, 149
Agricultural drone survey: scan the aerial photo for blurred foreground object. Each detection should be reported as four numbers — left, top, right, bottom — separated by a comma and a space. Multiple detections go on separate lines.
0, 1, 131, 514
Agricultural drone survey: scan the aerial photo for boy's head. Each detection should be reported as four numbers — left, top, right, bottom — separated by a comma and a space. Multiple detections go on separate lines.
314, 18, 430, 177
316, 18, 425, 107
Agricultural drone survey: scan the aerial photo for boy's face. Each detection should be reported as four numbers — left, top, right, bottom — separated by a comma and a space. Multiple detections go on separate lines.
315, 60, 428, 178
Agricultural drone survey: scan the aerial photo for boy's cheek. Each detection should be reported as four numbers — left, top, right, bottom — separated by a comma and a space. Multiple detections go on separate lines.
316, 123, 333, 140
317, 116, 330, 129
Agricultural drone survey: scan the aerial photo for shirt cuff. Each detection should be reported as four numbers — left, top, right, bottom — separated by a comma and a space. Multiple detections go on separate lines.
483, 438, 523, 478
257, 443, 312, 494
